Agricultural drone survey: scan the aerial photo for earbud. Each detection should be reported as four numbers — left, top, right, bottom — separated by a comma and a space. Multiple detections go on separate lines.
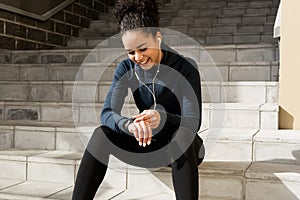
157, 37, 161, 48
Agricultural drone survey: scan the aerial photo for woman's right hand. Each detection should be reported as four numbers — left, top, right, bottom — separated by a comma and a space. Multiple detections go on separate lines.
128, 120, 152, 147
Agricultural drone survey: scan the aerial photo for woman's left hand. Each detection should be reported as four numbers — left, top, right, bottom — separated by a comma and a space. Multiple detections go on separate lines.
132, 109, 161, 129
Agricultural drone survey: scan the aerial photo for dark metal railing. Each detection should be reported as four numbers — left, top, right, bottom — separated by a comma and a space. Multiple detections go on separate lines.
0, 0, 75, 21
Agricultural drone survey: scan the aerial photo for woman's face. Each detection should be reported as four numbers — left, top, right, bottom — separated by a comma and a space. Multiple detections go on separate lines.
122, 30, 162, 70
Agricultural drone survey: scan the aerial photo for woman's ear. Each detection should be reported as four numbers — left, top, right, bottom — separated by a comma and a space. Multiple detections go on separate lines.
156, 32, 162, 47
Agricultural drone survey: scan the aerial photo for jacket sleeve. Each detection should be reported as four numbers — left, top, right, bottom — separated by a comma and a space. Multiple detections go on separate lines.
100, 61, 132, 133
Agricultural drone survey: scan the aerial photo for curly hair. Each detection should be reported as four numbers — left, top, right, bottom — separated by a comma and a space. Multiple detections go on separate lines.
113, 0, 160, 36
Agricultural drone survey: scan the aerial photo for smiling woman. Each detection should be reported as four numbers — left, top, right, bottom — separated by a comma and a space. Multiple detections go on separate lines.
122, 30, 163, 70
72, 0, 205, 199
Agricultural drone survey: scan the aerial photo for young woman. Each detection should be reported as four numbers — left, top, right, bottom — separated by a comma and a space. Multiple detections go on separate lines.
72, 0, 204, 199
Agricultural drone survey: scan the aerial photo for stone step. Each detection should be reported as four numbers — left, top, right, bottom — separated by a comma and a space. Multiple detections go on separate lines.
78, 29, 118, 38
0, 109, 281, 151
253, 129, 300, 165
65, 0, 280, 49
202, 33, 276, 45
0, 44, 279, 64
222, 6, 278, 16
0, 63, 116, 81
80, 23, 272, 39
70, 31, 273, 46
0, 60, 279, 83
0, 81, 279, 104
1, 128, 300, 199
0, 102, 279, 129
2, 161, 298, 200
186, 24, 273, 35
159, 6, 277, 19
89, 20, 114, 28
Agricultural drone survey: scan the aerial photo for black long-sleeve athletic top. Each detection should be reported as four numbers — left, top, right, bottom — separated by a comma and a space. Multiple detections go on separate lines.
100, 43, 202, 136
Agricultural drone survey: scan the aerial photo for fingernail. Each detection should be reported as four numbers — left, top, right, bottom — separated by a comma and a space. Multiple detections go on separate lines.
147, 141, 151, 145
139, 142, 142, 146
143, 143, 146, 147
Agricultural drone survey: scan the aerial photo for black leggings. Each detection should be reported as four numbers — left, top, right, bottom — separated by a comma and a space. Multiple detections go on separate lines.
72, 126, 204, 200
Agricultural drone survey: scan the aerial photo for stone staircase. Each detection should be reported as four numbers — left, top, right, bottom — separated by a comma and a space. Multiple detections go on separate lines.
1, 0, 299, 199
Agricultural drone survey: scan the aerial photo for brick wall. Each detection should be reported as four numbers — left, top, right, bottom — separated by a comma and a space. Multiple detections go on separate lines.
0, 0, 113, 50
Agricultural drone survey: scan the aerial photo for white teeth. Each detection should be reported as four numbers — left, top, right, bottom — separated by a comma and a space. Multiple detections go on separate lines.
140, 58, 149, 65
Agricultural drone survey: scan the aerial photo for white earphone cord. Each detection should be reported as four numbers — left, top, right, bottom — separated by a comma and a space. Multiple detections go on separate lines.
135, 67, 159, 109
134, 38, 161, 110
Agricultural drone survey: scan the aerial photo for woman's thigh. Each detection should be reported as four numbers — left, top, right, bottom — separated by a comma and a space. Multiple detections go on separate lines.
86, 125, 203, 168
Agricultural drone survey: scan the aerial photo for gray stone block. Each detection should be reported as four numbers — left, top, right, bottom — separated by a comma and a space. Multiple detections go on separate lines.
247, 7, 272, 15
20, 66, 49, 81
0, 66, 19, 80
208, 1, 227, 8
0, 83, 29, 101
0, 126, 13, 148
81, 66, 114, 82
173, 47, 201, 62
171, 18, 194, 26
242, 16, 266, 24
201, 83, 220, 103
49, 65, 80, 81
200, 162, 247, 199
249, 0, 273, 7
206, 35, 233, 44
227, 1, 248, 7
187, 25, 212, 35
14, 127, 55, 150
41, 104, 76, 123
12, 53, 38, 64
198, 65, 229, 82
6, 109, 38, 120
64, 82, 98, 102
0, 53, 10, 63
237, 46, 274, 62
194, 17, 217, 25
178, 9, 202, 17
87, 39, 105, 48
233, 34, 260, 44
218, 16, 242, 24
56, 131, 86, 152
79, 105, 102, 124
237, 25, 264, 33
222, 8, 246, 15
67, 38, 87, 48
230, 66, 270, 81
69, 51, 99, 63
201, 47, 236, 63
29, 83, 63, 101
41, 55, 67, 64
160, 10, 178, 18
213, 25, 237, 34
261, 34, 277, 44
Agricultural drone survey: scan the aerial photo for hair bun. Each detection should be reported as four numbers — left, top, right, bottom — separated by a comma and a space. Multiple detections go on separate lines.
113, 0, 159, 31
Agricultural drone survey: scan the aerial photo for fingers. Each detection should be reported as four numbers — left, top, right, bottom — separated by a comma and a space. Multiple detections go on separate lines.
138, 121, 152, 147
129, 109, 161, 147
128, 123, 139, 141
134, 114, 150, 123
132, 112, 147, 120
128, 121, 152, 147
133, 110, 161, 129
